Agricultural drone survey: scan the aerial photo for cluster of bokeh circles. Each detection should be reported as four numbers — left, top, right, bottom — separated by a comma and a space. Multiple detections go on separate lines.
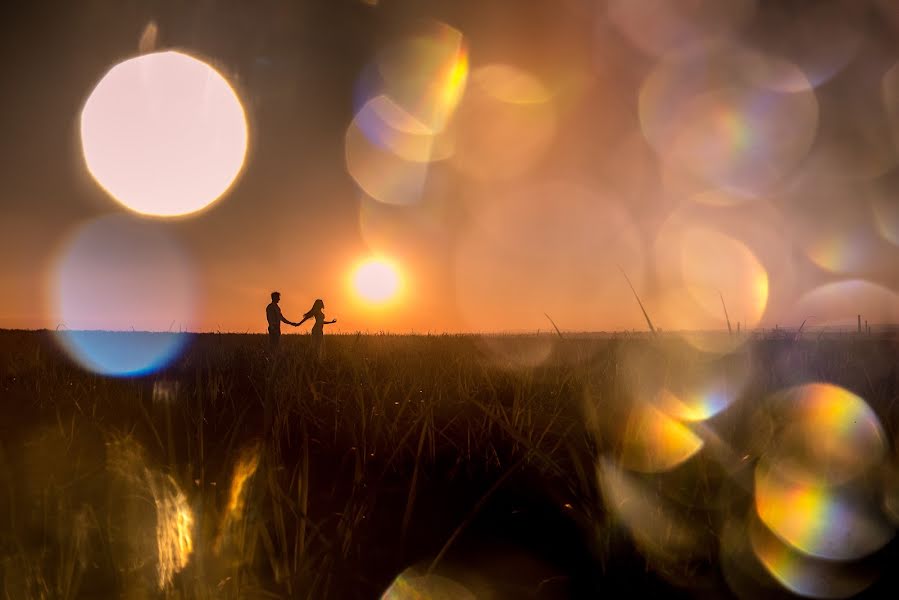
560, 2, 899, 595
582, 336, 899, 598
346, 20, 468, 207
636, 0, 899, 336
345, 1, 898, 341
726, 382, 895, 599
346, 19, 584, 339
341, 6, 899, 593
586, 341, 751, 575
51, 49, 248, 376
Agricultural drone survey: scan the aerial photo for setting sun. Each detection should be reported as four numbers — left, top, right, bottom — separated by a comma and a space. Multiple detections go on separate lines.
352, 258, 402, 304
80, 51, 248, 217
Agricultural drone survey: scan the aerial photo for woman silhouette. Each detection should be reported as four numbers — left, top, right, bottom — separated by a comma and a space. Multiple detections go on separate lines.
298, 299, 336, 357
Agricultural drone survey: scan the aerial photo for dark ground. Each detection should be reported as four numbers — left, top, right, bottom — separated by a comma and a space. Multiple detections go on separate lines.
0, 329, 897, 598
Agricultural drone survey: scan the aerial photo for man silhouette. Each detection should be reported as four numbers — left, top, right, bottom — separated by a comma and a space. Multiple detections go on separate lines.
266, 291, 298, 350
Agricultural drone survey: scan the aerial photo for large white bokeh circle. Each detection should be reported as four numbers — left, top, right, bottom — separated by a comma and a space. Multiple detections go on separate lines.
80, 51, 248, 217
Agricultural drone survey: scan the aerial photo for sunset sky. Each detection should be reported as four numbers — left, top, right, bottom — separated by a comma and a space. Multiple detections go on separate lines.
2, 0, 898, 333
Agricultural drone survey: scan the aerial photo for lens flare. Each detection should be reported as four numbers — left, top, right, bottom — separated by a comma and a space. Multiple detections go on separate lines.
880, 61, 899, 168
152, 379, 180, 405
607, 0, 757, 58
654, 379, 737, 423
345, 103, 431, 205
749, 513, 879, 598
639, 43, 817, 195
347, 22, 467, 205
80, 51, 247, 217
381, 569, 476, 600
689, 187, 757, 208
623, 342, 751, 424
720, 518, 764, 599
679, 228, 768, 327
803, 233, 874, 275
475, 64, 552, 104
597, 459, 704, 561
753, 384, 893, 563
754, 462, 892, 561
372, 21, 468, 134
451, 65, 556, 181
354, 94, 455, 162
105, 435, 194, 590
747, 0, 863, 88
872, 188, 899, 246
789, 280, 899, 330
49, 215, 195, 376
225, 446, 261, 519
765, 384, 886, 487
652, 221, 769, 353
781, 171, 894, 275
215, 444, 261, 558
147, 472, 194, 589
620, 402, 704, 473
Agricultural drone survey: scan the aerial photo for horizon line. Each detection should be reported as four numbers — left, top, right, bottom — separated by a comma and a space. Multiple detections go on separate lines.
2, 324, 898, 336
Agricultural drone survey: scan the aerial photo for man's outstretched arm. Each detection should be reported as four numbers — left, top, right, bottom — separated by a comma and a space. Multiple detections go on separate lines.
278, 308, 299, 327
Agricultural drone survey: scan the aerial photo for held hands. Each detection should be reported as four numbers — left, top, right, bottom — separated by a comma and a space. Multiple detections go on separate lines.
287, 318, 335, 326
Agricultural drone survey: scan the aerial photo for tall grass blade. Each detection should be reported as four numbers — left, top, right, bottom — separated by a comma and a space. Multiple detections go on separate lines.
719, 291, 732, 336
544, 313, 564, 340
795, 318, 807, 342
618, 265, 656, 336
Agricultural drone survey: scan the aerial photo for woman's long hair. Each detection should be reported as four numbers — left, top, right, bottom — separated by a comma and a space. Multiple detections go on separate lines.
303, 298, 325, 319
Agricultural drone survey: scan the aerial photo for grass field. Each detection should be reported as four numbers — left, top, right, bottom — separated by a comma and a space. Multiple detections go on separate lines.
0, 330, 897, 599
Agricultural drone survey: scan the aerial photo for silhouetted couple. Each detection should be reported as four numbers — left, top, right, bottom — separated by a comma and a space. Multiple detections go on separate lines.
266, 292, 336, 356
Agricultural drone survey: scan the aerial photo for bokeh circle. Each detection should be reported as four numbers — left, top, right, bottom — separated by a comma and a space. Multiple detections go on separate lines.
81, 51, 248, 217
49, 215, 196, 376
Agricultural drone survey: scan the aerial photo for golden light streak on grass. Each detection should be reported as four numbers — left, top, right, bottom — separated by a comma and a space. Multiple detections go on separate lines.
147, 472, 194, 589
106, 434, 195, 590
215, 443, 262, 557
227, 446, 261, 517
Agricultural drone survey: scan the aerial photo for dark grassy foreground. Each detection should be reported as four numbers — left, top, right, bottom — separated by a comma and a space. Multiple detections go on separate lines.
0, 330, 897, 599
